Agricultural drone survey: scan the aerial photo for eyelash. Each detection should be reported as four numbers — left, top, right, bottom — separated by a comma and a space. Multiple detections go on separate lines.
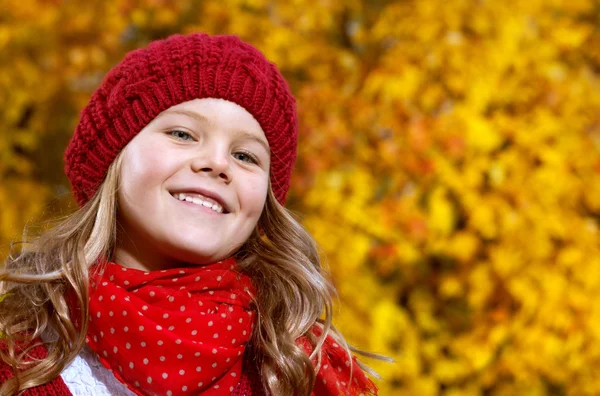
170, 130, 195, 141
168, 130, 260, 165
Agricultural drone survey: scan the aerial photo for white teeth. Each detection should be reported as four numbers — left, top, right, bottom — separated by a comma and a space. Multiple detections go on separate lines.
173, 193, 224, 213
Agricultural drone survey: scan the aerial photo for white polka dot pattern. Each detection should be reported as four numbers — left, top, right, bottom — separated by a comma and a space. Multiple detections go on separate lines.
87, 257, 256, 395
296, 325, 379, 396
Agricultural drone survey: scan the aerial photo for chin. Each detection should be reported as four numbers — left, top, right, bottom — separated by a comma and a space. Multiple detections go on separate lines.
162, 232, 248, 264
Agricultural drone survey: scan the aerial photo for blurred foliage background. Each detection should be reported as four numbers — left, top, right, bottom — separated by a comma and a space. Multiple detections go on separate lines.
2, 0, 600, 394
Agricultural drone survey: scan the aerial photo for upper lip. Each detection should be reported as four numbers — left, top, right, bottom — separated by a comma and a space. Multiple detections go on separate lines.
169, 187, 230, 213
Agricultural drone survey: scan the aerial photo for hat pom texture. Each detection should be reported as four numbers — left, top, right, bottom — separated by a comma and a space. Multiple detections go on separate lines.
64, 33, 298, 206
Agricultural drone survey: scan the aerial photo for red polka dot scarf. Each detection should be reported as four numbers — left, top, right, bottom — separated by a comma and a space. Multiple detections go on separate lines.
297, 325, 379, 396
87, 257, 256, 395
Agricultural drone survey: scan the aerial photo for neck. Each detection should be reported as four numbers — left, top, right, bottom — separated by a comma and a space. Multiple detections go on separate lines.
112, 228, 232, 272
113, 228, 179, 272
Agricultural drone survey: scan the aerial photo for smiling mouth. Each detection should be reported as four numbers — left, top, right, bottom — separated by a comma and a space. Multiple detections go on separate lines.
170, 192, 227, 214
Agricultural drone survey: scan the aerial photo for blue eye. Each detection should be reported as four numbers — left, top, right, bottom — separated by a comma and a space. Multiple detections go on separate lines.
170, 130, 194, 141
233, 151, 258, 164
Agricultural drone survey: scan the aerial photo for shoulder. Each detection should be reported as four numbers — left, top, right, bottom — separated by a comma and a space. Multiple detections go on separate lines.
0, 338, 72, 395
0, 338, 48, 384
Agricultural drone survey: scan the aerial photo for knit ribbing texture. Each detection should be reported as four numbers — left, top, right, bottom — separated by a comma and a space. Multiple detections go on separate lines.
64, 33, 298, 206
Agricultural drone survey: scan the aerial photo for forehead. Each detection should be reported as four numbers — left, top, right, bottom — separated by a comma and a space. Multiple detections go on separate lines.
162, 98, 264, 133
143, 98, 271, 157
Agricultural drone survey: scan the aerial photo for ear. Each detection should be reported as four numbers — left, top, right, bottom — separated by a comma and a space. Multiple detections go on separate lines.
257, 225, 266, 237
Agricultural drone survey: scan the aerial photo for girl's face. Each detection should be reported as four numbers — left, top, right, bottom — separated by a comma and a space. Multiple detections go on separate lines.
114, 98, 270, 271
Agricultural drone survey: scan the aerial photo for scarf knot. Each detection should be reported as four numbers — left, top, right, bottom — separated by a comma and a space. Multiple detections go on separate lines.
87, 257, 257, 396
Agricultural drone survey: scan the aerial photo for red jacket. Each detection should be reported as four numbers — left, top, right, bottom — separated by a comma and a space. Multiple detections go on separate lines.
1, 334, 378, 395
0, 341, 265, 395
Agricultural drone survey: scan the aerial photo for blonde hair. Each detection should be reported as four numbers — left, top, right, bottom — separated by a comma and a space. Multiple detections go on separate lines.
0, 151, 390, 395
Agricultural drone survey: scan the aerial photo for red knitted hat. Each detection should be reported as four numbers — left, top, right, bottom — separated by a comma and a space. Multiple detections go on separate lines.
64, 33, 298, 206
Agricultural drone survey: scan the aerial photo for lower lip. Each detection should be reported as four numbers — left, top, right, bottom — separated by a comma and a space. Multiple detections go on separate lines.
171, 195, 224, 216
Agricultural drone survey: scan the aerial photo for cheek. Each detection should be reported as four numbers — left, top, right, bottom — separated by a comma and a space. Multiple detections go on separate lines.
121, 141, 178, 193
242, 178, 269, 219
117, 144, 180, 229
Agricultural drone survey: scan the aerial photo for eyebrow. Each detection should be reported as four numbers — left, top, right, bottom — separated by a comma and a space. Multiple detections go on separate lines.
162, 109, 271, 154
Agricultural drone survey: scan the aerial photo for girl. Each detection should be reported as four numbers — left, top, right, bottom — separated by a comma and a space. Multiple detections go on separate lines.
0, 33, 390, 395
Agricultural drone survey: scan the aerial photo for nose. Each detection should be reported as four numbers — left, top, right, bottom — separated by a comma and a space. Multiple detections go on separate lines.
190, 149, 231, 183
